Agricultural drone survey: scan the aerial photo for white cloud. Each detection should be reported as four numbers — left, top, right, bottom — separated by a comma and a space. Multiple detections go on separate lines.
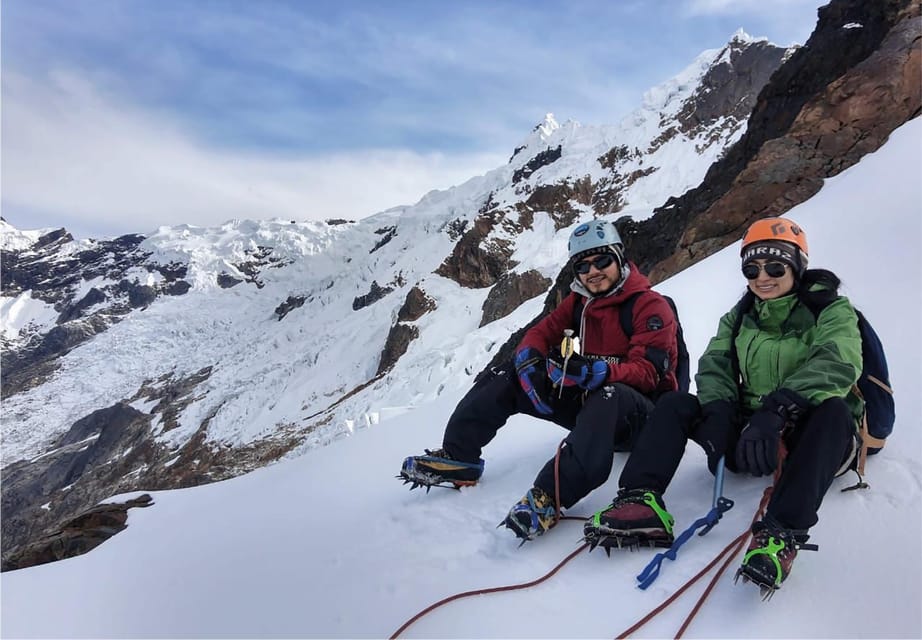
1, 71, 505, 237
685, 0, 818, 17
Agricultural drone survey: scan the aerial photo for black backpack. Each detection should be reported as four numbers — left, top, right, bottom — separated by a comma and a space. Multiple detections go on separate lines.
729, 269, 894, 475
572, 291, 690, 393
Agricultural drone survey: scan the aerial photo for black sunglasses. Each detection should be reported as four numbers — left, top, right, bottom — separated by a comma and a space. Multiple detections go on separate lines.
742, 261, 788, 280
574, 254, 616, 275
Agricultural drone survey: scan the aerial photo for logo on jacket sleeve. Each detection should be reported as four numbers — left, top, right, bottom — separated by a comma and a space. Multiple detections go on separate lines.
646, 315, 664, 331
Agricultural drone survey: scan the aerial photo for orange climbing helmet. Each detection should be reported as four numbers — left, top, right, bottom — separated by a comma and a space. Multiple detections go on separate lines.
740, 217, 809, 275
741, 217, 808, 255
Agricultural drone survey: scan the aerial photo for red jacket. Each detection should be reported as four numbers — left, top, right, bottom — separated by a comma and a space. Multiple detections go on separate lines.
518, 263, 679, 395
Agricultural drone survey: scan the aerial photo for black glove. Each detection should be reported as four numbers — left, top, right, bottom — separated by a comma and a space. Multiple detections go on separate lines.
692, 400, 736, 475
735, 389, 809, 476
514, 347, 553, 415
546, 352, 588, 387
546, 353, 609, 390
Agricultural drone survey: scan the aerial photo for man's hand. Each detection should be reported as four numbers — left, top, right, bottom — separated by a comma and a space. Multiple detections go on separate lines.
546, 353, 608, 390
515, 347, 553, 415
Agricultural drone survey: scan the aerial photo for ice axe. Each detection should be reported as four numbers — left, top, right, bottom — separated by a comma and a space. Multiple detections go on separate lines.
557, 329, 578, 399
635, 456, 734, 590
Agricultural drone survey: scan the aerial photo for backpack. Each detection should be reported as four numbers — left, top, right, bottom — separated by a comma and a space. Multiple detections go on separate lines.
729, 269, 894, 475
572, 291, 691, 394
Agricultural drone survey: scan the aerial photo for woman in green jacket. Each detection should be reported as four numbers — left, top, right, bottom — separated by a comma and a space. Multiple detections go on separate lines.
582, 217, 863, 595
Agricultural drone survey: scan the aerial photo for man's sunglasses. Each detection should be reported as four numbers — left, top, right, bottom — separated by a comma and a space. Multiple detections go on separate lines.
574, 254, 616, 275
742, 261, 788, 280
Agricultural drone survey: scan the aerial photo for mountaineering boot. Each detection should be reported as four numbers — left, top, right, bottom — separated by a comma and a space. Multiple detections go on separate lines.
583, 488, 675, 554
398, 448, 484, 491
501, 486, 558, 544
736, 517, 817, 600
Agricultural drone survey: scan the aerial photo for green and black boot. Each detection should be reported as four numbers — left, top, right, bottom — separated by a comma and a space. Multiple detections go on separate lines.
736, 516, 817, 600
583, 488, 675, 555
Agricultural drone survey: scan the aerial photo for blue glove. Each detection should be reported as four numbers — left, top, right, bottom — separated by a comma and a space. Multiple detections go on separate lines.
514, 347, 553, 415
735, 389, 808, 476
583, 360, 609, 390
546, 353, 609, 390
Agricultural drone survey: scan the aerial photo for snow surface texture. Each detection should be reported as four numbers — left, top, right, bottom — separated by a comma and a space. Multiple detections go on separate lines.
0, 36, 758, 468
2, 120, 920, 640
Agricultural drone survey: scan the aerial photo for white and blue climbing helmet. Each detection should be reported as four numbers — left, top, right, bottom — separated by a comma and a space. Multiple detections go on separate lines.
568, 219, 625, 264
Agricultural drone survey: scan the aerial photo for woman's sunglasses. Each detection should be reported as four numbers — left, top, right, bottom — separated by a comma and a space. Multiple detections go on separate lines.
574, 253, 616, 275
742, 261, 788, 280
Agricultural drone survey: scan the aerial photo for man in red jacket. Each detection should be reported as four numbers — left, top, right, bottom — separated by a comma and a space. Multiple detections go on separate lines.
399, 219, 679, 543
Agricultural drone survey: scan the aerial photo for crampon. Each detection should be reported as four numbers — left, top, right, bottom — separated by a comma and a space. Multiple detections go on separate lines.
396, 468, 477, 492
397, 451, 483, 492
734, 564, 783, 601
582, 525, 674, 556
733, 525, 818, 601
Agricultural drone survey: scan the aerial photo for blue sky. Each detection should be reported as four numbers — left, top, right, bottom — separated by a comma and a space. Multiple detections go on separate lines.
2, 0, 821, 238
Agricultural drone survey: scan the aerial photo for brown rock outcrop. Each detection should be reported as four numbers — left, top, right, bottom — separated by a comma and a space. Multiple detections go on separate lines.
2, 494, 154, 571
638, 0, 920, 281
480, 270, 553, 327
435, 213, 514, 288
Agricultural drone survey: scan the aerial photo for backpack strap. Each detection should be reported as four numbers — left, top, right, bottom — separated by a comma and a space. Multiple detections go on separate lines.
572, 296, 585, 337
728, 290, 756, 389
618, 291, 644, 338
851, 383, 888, 477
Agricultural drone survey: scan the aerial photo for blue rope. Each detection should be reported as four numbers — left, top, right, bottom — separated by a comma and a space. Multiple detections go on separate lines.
635, 458, 734, 590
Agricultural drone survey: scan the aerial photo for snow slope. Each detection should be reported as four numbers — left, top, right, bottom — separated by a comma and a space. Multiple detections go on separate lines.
2, 122, 920, 640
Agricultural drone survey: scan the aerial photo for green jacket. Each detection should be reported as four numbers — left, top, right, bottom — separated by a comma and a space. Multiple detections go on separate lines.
696, 291, 864, 422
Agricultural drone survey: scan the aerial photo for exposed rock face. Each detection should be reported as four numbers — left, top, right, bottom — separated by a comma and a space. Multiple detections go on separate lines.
638, 0, 920, 281
352, 280, 394, 310
480, 270, 552, 327
371, 225, 398, 253
1, 403, 154, 568
374, 286, 438, 374
217, 273, 243, 288
233, 245, 291, 288
275, 295, 306, 320
2, 494, 153, 571
674, 36, 790, 142
512, 146, 562, 184
435, 212, 515, 288
397, 286, 436, 322
522, 176, 593, 228
376, 323, 420, 375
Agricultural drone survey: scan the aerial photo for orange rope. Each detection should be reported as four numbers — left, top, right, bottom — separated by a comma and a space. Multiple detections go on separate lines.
388, 542, 588, 639
390, 439, 586, 639
617, 442, 787, 639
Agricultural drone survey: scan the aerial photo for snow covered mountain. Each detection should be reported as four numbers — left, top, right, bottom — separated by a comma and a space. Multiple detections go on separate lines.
1, 0, 919, 571
2, 114, 919, 640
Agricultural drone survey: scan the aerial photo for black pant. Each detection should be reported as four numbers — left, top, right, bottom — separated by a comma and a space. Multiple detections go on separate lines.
442, 367, 653, 509
619, 391, 855, 530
